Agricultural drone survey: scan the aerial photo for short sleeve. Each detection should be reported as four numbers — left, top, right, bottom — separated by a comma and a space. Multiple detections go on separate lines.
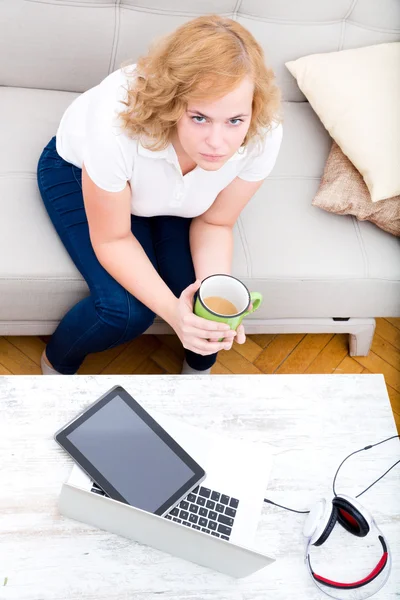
83, 130, 130, 193
238, 122, 283, 182
83, 75, 133, 193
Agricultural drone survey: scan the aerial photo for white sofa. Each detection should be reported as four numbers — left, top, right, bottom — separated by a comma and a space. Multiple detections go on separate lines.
1, 0, 399, 356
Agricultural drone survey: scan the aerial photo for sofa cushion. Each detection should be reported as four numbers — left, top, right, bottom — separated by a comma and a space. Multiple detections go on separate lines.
313, 142, 400, 237
285, 42, 400, 202
1, 1, 399, 102
0, 87, 88, 327
0, 86, 399, 333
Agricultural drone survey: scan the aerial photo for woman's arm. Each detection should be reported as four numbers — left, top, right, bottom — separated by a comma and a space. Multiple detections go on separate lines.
82, 164, 179, 327
189, 176, 264, 281
189, 220, 233, 281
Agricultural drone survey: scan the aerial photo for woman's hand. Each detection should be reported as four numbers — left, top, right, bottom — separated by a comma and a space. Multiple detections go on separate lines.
235, 323, 246, 345
234, 303, 252, 345
172, 280, 237, 356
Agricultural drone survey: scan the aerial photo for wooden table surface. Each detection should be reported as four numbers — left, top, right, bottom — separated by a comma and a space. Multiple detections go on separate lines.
0, 374, 399, 599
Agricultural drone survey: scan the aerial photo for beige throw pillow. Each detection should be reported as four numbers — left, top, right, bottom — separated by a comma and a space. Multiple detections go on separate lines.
313, 141, 400, 237
286, 42, 400, 202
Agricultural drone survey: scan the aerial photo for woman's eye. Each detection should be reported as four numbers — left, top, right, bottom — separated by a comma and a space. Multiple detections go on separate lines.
191, 116, 243, 125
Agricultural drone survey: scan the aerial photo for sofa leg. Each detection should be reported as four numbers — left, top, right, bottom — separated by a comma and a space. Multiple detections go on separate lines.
348, 320, 376, 357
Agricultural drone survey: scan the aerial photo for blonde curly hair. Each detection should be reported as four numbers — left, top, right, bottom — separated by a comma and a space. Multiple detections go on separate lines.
119, 14, 282, 151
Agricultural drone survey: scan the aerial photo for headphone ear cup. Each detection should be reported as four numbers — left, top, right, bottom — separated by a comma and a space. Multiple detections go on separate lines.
333, 496, 370, 537
313, 504, 338, 547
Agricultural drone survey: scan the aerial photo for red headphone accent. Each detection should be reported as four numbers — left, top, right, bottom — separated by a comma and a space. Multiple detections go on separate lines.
309, 536, 388, 590
338, 508, 359, 529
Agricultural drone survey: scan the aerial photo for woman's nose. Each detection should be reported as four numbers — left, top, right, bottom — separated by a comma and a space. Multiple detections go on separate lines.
206, 125, 224, 150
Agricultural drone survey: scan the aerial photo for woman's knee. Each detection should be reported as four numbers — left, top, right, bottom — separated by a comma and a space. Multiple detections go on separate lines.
95, 292, 156, 343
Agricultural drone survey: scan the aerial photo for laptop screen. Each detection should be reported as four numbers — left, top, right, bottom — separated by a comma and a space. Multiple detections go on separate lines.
66, 394, 197, 513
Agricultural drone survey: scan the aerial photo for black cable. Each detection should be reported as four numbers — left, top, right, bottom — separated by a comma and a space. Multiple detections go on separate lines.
356, 459, 400, 498
333, 434, 400, 497
263, 497, 310, 514
332, 447, 369, 497
264, 434, 400, 514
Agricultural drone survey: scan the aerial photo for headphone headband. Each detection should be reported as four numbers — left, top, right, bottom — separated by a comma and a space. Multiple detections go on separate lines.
307, 535, 388, 591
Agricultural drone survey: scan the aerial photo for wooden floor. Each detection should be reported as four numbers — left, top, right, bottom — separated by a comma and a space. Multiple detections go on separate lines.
1, 317, 399, 431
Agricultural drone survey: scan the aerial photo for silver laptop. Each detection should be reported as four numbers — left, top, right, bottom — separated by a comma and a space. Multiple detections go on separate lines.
61, 410, 275, 578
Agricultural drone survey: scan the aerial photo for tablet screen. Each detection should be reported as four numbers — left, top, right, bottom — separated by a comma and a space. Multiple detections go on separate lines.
57, 387, 205, 515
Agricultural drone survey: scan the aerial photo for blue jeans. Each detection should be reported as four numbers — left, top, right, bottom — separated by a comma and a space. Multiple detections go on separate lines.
37, 137, 217, 374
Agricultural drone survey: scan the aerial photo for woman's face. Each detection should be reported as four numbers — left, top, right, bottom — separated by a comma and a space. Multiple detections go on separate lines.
174, 76, 254, 171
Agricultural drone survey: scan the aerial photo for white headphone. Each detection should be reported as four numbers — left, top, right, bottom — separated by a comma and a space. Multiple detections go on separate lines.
303, 494, 391, 598
264, 435, 399, 599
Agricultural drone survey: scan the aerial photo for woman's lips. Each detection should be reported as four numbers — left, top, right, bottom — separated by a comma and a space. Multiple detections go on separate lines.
200, 153, 225, 161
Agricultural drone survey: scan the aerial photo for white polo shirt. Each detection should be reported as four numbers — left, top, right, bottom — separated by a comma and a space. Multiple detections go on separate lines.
56, 66, 283, 218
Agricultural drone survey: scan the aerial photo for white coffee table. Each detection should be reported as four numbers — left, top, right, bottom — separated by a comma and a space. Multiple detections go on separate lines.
0, 374, 399, 599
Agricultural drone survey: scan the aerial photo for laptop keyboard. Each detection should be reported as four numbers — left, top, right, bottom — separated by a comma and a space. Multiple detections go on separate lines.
165, 485, 239, 540
90, 483, 239, 541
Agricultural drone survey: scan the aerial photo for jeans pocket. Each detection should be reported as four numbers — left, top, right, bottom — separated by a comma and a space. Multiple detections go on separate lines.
39, 137, 67, 169
43, 153, 67, 169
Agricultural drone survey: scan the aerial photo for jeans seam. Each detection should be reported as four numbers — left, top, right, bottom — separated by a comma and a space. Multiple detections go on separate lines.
60, 318, 105, 366
71, 165, 82, 190
103, 289, 133, 351
54, 298, 139, 369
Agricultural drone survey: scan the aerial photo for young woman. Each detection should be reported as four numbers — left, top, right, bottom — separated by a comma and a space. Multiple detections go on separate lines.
37, 14, 282, 375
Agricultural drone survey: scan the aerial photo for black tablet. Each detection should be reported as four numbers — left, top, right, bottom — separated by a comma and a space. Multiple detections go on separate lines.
55, 385, 206, 516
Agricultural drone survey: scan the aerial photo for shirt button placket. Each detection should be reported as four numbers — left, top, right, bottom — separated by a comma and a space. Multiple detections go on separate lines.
170, 176, 185, 207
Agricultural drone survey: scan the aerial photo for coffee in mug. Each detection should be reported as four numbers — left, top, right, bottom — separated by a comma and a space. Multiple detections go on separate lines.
194, 275, 263, 340
204, 296, 238, 316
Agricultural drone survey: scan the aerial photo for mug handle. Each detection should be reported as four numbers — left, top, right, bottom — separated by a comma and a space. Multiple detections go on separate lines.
243, 292, 263, 317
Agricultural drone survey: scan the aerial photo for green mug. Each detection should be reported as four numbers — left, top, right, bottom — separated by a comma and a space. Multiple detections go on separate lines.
194, 274, 263, 340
